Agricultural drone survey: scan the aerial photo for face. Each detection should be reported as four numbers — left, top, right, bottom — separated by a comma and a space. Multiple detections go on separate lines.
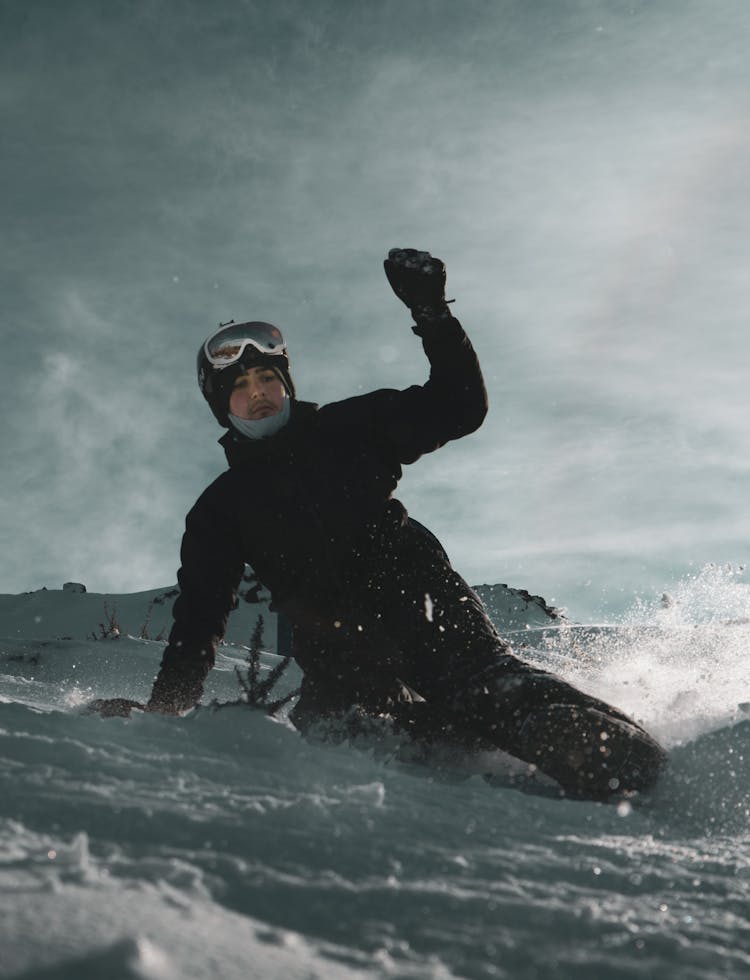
228, 366, 287, 420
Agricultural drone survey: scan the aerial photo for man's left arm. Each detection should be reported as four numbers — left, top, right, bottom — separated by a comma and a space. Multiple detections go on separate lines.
88, 484, 247, 719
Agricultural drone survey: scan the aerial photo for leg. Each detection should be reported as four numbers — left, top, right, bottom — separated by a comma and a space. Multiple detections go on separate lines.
452, 660, 667, 800
364, 523, 666, 800
288, 620, 419, 734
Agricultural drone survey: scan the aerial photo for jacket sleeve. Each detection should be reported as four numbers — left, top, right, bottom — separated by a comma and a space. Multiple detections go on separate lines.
147, 483, 246, 714
378, 315, 489, 464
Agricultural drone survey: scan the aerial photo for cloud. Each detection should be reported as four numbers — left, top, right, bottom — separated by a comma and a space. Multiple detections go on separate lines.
3, 0, 750, 606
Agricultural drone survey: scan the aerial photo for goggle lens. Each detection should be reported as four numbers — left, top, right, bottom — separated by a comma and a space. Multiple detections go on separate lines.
204, 321, 287, 367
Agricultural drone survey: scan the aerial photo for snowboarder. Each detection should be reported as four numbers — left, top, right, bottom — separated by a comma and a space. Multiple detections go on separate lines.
103, 249, 666, 801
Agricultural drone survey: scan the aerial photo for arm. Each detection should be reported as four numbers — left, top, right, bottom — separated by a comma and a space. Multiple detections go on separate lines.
379, 248, 488, 463
147, 482, 246, 714
414, 312, 487, 437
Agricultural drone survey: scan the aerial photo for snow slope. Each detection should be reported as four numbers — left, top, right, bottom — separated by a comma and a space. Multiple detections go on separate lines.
2, 568, 750, 979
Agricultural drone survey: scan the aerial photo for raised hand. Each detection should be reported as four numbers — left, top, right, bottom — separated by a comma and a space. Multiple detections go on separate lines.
383, 248, 450, 320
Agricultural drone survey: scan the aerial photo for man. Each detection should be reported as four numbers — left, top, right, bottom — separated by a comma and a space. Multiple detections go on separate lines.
105, 249, 666, 801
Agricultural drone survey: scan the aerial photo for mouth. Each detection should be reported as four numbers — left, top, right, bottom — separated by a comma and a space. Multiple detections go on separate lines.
249, 403, 278, 419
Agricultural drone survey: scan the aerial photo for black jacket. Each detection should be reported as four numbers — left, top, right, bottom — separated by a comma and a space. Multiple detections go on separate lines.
153, 317, 487, 704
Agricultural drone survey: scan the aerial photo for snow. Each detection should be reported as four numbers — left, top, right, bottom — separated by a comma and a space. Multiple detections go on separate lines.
2, 571, 750, 978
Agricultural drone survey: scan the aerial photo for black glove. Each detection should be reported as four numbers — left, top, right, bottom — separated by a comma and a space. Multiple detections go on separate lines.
384, 248, 451, 322
86, 697, 145, 718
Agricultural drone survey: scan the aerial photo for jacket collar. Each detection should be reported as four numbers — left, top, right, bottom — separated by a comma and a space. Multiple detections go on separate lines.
218, 400, 319, 467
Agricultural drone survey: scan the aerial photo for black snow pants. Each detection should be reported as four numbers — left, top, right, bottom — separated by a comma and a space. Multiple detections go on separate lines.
288, 519, 666, 801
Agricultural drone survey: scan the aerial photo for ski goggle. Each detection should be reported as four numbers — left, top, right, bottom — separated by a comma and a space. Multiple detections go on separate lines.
203, 321, 287, 368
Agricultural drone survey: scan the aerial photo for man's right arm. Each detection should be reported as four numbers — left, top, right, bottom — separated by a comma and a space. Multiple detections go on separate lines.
147, 486, 246, 714
379, 247, 488, 460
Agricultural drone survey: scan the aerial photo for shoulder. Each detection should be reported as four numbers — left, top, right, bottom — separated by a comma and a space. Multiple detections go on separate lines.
317, 389, 402, 427
187, 468, 241, 522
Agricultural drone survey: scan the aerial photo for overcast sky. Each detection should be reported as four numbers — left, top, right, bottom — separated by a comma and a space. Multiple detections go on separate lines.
3, 0, 750, 610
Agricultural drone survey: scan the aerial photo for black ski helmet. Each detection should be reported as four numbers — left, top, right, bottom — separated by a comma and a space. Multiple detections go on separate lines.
197, 320, 295, 427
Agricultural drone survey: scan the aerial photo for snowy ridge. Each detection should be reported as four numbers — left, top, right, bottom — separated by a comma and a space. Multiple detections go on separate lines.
473, 582, 565, 628
0, 582, 274, 648
0, 579, 565, 657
